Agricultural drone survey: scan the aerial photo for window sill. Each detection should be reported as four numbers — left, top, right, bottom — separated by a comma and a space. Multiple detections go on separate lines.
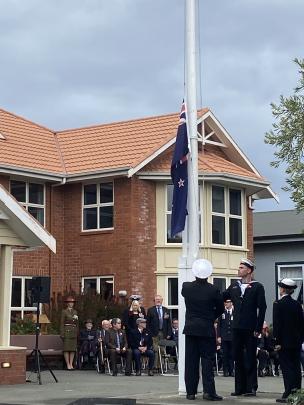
80, 229, 114, 236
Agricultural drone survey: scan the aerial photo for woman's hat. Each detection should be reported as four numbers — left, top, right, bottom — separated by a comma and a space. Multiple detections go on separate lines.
192, 259, 213, 279
64, 296, 76, 302
85, 318, 93, 324
278, 278, 297, 289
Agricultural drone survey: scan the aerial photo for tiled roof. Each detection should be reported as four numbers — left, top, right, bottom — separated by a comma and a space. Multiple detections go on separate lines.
0, 109, 65, 174
0, 107, 263, 182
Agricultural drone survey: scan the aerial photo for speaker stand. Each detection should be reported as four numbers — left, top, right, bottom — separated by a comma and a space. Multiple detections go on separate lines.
27, 301, 58, 384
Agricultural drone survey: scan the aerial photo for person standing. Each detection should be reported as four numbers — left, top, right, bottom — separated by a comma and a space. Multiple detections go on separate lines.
218, 299, 234, 377
60, 296, 78, 370
223, 258, 267, 397
273, 278, 304, 403
182, 259, 224, 401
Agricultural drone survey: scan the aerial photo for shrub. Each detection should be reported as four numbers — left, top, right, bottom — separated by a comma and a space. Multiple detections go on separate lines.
288, 389, 304, 405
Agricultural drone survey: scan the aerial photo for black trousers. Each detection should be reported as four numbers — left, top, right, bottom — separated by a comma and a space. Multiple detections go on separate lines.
233, 329, 258, 394
222, 340, 234, 374
185, 335, 216, 396
279, 348, 302, 398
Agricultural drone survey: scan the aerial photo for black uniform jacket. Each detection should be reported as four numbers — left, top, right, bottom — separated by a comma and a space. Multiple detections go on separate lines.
146, 305, 172, 337
107, 329, 129, 350
223, 280, 266, 333
128, 328, 153, 350
273, 295, 304, 349
79, 328, 97, 343
218, 309, 234, 341
182, 279, 224, 337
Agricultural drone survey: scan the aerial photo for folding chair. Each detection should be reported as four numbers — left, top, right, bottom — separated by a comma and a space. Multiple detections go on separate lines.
158, 339, 178, 376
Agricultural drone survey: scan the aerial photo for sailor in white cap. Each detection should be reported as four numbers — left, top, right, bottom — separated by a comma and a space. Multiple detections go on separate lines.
182, 259, 224, 401
223, 257, 267, 397
273, 278, 304, 403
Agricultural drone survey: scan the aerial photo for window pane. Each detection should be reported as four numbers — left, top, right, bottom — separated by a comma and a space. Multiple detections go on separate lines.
29, 183, 44, 205
28, 206, 44, 226
100, 206, 113, 228
100, 182, 113, 204
167, 184, 174, 211
229, 218, 242, 246
11, 278, 22, 307
212, 216, 225, 244
167, 214, 182, 243
83, 207, 98, 229
230, 189, 241, 216
213, 278, 226, 292
84, 184, 97, 205
100, 278, 114, 300
168, 278, 178, 306
24, 279, 33, 307
11, 181, 26, 202
212, 186, 225, 213
83, 279, 97, 294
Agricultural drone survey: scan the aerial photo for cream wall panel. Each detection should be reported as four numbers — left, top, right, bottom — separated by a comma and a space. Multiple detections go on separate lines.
210, 250, 228, 269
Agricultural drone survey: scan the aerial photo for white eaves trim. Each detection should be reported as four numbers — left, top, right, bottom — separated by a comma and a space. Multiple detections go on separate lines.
0, 185, 56, 253
128, 137, 176, 178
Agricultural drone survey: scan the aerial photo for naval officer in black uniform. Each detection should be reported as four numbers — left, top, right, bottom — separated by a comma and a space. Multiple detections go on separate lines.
182, 259, 224, 401
223, 258, 266, 397
273, 278, 304, 403
218, 299, 234, 376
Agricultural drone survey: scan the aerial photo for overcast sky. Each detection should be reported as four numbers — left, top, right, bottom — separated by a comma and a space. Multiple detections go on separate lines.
0, 0, 303, 212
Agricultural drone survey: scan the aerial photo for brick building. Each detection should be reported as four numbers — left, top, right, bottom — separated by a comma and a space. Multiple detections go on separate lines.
0, 107, 274, 317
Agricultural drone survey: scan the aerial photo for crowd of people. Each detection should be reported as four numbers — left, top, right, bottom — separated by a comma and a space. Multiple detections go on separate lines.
60, 294, 178, 377
60, 257, 304, 403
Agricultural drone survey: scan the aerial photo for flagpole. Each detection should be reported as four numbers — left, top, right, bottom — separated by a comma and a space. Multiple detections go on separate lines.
178, 0, 200, 394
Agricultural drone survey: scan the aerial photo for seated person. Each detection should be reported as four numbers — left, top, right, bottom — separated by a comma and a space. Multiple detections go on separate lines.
79, 319, 97, 366
257, 321, 279, 376
129, 318, 154, 376
96, 319, 111, 373
166, 319, 179, 361
107, 318, 132, 376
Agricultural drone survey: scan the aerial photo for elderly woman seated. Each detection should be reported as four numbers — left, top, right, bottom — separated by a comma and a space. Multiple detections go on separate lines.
128, 318, 154, 376
79, 319, 98, 368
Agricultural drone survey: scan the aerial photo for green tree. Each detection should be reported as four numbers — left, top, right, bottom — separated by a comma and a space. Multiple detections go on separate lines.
265, 58, 304, 211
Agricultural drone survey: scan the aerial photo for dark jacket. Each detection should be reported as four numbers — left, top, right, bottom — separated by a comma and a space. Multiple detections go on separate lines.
182, 279, 224, 337
223, 280, 266, 333
122, 306, 146, 331
107, 329, 129, 350
79, 328, 97, 343
218, 309, 234, 341
273, 294, 304, 349
95, 328, 110, 348
146, 305, 172, 337
128, 328, 153, 350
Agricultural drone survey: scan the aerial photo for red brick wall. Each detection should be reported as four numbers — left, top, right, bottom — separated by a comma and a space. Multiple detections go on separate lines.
0, 348, 26, 385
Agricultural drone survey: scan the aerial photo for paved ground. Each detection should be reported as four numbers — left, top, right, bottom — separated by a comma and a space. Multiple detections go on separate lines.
0, 370, 285, 405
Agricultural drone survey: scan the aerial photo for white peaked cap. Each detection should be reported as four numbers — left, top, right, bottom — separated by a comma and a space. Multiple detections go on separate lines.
192, 259, 213, 279
278, 278, 297, 289
240, 258, 254, 269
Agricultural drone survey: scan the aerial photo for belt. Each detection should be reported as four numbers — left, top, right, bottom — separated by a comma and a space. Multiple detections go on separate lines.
64, 323, 76, 326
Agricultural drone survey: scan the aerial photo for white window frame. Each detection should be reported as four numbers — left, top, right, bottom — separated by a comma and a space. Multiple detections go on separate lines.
81, 276, 115, 296
276, 263, 304, 304
9, 180, 46, 227
11, 276, 37, 320
211, 185, 244, 248
82, 182, 114, 232
165, 184, 202, 245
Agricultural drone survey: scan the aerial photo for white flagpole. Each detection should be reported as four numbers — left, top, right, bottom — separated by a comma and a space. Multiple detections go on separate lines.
178, 0, 200, 394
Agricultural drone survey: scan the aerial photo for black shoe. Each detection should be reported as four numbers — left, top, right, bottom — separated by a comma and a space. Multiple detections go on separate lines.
135, 370, 141, 376
148, 370, 154, 376
112, 371, 117, 376
243, 391, 256, 397
203, 393, 223, 401
125, 372, 131, 376
186, 394, 196, 400
231, 392, 243, 396
276, 399, 287, 403
229, 372, 235, 377
223, 372, 229, 377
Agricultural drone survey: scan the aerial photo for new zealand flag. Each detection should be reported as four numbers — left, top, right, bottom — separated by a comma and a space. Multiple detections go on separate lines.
170, 101, 189, 237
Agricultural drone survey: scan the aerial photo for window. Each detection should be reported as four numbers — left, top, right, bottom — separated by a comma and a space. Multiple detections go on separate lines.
83, 182, 114, 230
211, 276, 240, 292
166, 184, 201, 243
81, 276, 114, 300
11, 277, 37, 321
277, 263, 304, 304
212, 185, 243, 247
167, 277, 178, 319
10, 180, 45, 226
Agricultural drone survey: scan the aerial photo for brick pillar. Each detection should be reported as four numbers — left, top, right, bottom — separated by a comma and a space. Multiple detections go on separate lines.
0, 347, 26, 385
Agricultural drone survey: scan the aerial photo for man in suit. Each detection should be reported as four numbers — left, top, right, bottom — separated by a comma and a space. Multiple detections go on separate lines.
182, 259, 224, 401
96, 319, 111, 373
129, 318, 154, 376
107, 318, 132, 376
218, 299, 234, 377
147, 294, 172, 369
273, 278, 304, 403
223, 258, 267, 397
